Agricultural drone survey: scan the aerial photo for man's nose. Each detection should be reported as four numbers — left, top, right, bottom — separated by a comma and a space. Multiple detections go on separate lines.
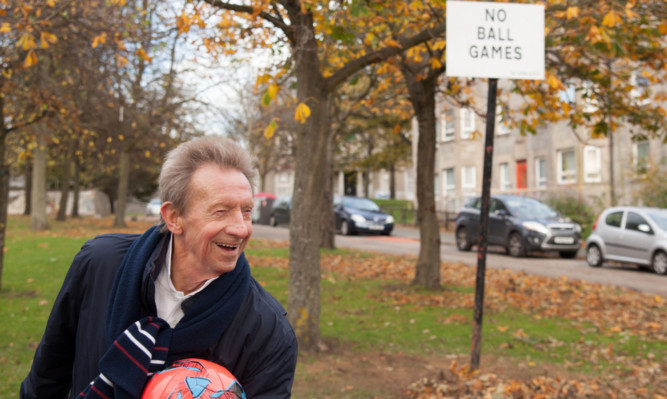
227, 210, 250, 237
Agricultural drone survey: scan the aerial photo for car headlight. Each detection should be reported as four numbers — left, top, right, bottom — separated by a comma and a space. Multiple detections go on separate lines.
574, 223, 582, 233
386, 215, 394, 224
522, 221, 548, 235
351, 214, 366, 223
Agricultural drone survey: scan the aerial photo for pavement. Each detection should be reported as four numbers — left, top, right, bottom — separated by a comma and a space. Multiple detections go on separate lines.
393, 225, 456, 246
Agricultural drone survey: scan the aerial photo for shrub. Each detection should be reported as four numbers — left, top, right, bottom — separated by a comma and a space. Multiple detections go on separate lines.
544, 194, 596, 239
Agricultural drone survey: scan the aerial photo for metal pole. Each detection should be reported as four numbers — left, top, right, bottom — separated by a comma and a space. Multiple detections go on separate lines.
470, 78, 498, 370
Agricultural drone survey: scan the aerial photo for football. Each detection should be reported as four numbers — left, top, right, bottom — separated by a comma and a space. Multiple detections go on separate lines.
141, 358, 245, 399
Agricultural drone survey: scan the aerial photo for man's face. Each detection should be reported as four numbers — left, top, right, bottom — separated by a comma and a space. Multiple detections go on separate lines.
173, 164, 253, 278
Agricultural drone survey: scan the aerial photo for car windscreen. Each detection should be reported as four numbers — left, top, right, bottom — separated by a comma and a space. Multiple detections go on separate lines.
504, 198, 558, 218
647, 211, 667, 231
342, 197, 380, 212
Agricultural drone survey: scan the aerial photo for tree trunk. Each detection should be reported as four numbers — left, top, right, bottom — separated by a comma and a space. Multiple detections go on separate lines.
23, 157, 32, 215
56, 140, 73, 221
113, 149, 130, 227
286, 10, 328, 352
71, 159, 80, 218
31, 135, 49, 231
320, 127, 336, 250
389, 163, 396, 199
402, 70, 441, 290
0, 110, 8, 290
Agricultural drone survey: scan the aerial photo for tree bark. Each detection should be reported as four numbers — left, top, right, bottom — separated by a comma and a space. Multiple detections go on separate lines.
23, 157, 32, 215
56, 139, 73, 221
286, 8, 327, 352
402, 70, 441, 290
113, 149, 130, 227
31, 135, 49, 231
320, 129, 336, 250
71, 159, 80, 218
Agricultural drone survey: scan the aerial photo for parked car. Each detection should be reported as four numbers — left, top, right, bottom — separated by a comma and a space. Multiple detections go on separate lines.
334, 196, 394, 236
269, 195, 292, 227
455, 195, 582, 258
145, 198, 162, 216
586, 206, 667, 275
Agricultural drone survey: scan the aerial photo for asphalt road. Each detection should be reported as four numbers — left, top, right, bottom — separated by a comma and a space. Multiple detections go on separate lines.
251, 224, 666, 297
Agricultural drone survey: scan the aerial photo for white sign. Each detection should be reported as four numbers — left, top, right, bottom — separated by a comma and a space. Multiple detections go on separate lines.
446, 1, 545, 80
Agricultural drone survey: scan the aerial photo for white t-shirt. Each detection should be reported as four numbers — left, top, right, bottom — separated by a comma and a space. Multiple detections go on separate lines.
154, 234, 217, 327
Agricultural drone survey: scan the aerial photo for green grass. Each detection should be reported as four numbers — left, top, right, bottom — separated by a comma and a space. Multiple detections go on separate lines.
1, 216, 663, 396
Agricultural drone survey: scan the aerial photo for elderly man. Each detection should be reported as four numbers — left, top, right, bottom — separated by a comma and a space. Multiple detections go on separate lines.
21, 136, 298, 398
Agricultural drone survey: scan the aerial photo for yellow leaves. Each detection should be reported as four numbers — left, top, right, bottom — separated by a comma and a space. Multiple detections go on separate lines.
46, 0, 55, 6
267, 83, 280, 101
40, 32, 57, 49
496, 325, 510, 332
116, 55, 129, 68
135, 48, 152, 62
658, 23, 667, 36
91, 33, 107, 49
565, 6, 580, 19
432, 39, 446, 51
0, 23, 10, 34
601, 10, 622, 28
17, 33, 36, 50
294, 102, 311, 124
429, 57, 442, 70
263, 118, 279, 139
546, 74, 565, 90
624, 2, 639, 20
144, 150, 151, 158
24, 50, 37, 67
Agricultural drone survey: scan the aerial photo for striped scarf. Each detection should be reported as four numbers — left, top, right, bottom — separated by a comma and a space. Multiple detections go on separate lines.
79, 316, 171, 398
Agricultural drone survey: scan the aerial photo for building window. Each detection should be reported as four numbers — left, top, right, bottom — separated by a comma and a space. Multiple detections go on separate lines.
461, 166, 476, 190
496, 105, 511, 135
535, 158, 547, 188
434, 173, 440, 196
443, 168, 455, 195
633, 141, 650, 173
441, 109, 455, 141
583, 146, 602, 183
460, 108, 475, 139
499, 162, 511, 190
557, 148, 576, 184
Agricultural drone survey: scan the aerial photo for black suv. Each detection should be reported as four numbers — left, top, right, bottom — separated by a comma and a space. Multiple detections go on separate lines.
455, 195, 582, 258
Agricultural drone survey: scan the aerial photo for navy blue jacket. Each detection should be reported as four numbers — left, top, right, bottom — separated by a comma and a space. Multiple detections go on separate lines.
20, 231, 297, 398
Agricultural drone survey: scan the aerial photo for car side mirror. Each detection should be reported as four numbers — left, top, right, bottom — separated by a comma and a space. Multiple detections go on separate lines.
495, 209, 509, 217
638, 224, 653, 234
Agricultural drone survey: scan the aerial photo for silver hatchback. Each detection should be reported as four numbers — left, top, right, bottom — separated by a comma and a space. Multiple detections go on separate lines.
586, 206, 667, 275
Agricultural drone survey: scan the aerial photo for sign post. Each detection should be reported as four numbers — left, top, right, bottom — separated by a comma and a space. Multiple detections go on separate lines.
446, 0, 545, 371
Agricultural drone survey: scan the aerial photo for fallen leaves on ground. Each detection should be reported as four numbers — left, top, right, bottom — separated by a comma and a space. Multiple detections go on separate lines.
248, 239, 666, 398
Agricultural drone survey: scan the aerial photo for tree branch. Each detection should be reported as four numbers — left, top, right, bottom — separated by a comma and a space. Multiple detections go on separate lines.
201, 0, 295, 43
325, 22, 446, 93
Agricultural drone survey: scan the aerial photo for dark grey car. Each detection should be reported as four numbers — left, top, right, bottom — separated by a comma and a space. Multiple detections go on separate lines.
586, 206, 667, 275
455, 195, 582, 258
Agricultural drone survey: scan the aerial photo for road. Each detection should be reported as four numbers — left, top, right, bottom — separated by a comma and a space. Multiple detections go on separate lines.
251, 224, 666, 297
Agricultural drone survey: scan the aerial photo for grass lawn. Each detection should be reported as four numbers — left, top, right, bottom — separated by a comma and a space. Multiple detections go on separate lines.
0, 216, 665, 398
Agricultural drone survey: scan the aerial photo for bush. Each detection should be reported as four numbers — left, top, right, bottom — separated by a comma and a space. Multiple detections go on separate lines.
634, 160, 667, 208
544, 194, 596, 239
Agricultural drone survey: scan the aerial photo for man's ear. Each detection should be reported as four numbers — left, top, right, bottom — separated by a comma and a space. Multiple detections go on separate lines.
161, 202, 183, 235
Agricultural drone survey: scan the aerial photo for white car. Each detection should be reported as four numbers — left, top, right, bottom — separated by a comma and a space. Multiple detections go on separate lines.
146, 198, 162, 216
586, 206, 667, 275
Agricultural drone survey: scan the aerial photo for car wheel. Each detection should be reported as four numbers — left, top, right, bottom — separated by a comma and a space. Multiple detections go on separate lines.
559, 250, 578, 259
508, 232, 525, 257
269, 215, 277, 227
586, 244, 603, 267
652, 251, 667, 275
340, 220, 352, 236
456, 227, 472, 251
